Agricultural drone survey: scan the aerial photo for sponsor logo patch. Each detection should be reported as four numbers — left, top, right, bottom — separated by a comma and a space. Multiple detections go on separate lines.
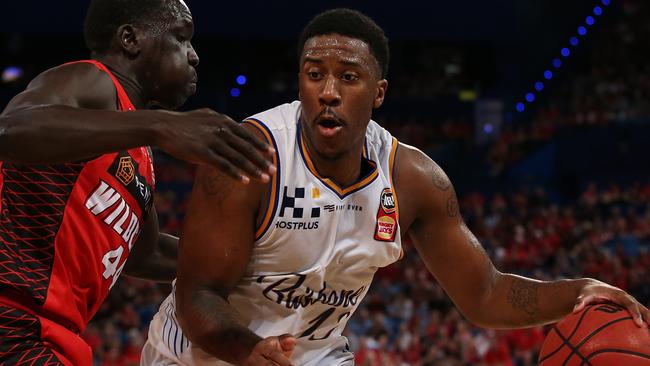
108, 152, 153, 215
116, 156, 135, 186
380, 188, 396, 214
376, 215, 396, 240
374, 188, 398, 242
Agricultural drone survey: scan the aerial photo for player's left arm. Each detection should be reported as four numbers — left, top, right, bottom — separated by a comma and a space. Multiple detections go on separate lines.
123, 206, 177, 282
396, 143, 650, 328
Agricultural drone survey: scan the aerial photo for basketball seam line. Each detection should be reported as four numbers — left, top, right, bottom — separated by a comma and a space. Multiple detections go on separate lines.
555, 325, 591, 366
586, 348, 650, 360
566, 316, 633, 366
539, 306, 593, 363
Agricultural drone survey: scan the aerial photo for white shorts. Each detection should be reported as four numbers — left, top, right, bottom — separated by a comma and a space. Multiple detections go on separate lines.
142, 294, 355, 365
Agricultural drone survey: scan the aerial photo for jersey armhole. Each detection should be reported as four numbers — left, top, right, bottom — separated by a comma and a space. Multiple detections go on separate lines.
388, 137, 404, 260
242, 119, 281, 240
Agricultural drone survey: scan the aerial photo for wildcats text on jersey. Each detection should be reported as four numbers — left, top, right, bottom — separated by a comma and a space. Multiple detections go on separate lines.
84, 179, 143, 287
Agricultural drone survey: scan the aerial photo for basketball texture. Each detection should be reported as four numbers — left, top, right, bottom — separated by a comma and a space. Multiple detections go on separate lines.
539, 303, 650, 365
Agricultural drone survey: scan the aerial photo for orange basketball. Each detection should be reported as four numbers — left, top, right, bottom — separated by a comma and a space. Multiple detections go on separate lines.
539, 303, 650, 365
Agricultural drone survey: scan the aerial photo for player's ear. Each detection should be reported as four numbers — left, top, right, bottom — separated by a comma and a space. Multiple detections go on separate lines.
373, 79, 388, 109
116, 24, 141, 57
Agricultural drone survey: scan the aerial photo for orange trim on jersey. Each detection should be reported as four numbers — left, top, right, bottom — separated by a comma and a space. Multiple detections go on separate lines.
388, 137, 400, 219
388, 137, 404, 260
299, 133, 379, 198
242, 119, 280, 240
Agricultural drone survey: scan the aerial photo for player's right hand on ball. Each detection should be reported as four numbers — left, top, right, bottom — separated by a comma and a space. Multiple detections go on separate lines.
243, 334, 296, 366
157, 108, 276, 184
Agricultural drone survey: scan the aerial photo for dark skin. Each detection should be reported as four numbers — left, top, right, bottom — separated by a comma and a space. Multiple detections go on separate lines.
0, 1, 275, 281
176, 33, 650, 366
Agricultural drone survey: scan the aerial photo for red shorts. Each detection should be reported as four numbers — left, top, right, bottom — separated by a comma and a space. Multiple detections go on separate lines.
0, 299, 92, 366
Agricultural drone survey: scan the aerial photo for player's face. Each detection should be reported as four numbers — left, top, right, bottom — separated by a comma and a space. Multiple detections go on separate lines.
299, 34, 387, 160
140, 0, 199, 109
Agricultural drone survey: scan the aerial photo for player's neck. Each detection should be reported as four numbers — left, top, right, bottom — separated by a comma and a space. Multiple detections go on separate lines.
92, 55, 146, 109
305, 142, 366, 187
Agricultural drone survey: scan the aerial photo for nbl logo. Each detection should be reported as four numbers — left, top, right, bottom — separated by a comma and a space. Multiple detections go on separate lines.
380, 189, 396, 213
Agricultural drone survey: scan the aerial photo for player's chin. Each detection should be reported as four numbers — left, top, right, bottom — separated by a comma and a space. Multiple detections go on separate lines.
174, 86, 197, 107
152, 95, 190, 111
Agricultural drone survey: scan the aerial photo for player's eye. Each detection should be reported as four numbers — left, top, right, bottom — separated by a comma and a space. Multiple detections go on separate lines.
342, 73, 359, 81
307, 71, 322, 80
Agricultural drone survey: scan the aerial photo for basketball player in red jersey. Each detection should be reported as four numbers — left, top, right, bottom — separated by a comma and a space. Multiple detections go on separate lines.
0, 0, 275, 365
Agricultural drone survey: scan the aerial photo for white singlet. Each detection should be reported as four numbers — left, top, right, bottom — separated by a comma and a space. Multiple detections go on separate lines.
142, 101, 403, 366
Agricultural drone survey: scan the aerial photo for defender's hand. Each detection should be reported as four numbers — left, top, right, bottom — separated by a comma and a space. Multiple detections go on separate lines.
573, 279, 650, 327
158, 109, 276, 183
243, 334, 296, 366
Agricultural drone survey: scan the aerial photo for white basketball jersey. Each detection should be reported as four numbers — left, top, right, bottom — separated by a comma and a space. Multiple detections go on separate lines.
144, 101, 402, 366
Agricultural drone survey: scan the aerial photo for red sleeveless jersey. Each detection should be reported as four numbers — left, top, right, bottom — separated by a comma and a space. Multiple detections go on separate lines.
0, 60, 155, 333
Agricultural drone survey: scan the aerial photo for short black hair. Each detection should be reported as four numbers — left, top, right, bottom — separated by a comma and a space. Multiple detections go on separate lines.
298, 8, 390, 78
84, 0, 182, 54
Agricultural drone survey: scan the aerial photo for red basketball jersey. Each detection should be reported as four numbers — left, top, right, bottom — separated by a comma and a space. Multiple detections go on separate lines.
0, 60, 155, 333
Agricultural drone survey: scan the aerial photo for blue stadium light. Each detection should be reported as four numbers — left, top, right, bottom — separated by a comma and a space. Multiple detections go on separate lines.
553, 58, 562, 68
513, 0, 607, 114
516, 103, 525, 112
544, 70, 553, 80
230, 87, 241, 97
236, 75, 247, 85
525, 93, 535, 103
483, 123, 494, 133
1, 66, 23, 83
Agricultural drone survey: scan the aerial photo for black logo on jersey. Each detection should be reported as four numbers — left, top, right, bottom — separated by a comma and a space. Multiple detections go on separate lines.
324, 204, 364, 213
276, 186, 320, 231
108, 151, 153, 215
279, 186, 320, 218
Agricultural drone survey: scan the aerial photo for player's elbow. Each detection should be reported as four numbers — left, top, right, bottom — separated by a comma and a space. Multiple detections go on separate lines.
175, 285, 225, 344
462, 308, 507, 329
175, 288, 207, 341
454, 304, 497, 329
457, 271, 507, 328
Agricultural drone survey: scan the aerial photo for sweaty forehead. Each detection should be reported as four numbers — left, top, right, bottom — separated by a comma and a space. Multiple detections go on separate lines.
302, 35, 372, 61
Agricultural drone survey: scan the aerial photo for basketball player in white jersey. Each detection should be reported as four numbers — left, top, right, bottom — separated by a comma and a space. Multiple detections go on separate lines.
142, 8, 650, 366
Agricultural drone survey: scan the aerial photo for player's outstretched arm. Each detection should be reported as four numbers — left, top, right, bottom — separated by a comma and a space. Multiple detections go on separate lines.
396, 144, 650, 329
0, 63, 274, 183
175, 161, 295, 365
